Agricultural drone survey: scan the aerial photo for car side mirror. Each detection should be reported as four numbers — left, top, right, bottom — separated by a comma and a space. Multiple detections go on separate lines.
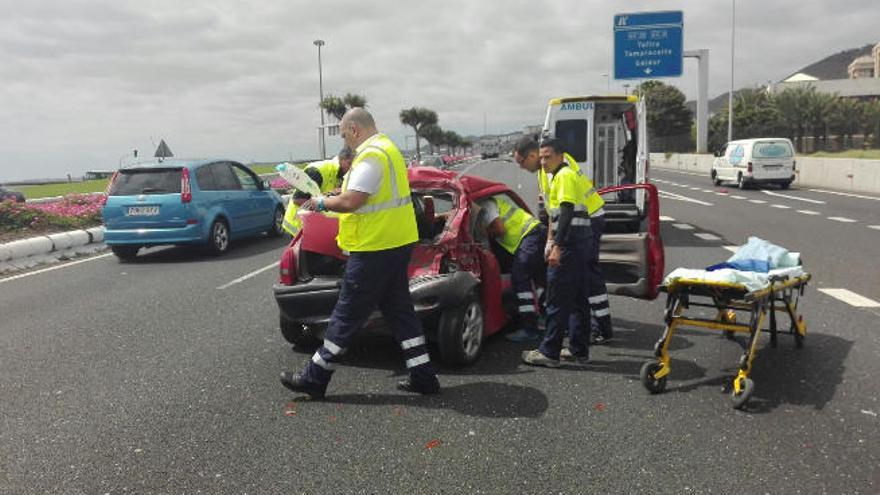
422, 195, 435, 227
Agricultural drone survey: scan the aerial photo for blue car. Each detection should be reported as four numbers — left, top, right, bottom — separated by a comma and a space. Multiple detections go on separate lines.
102, 159, 285, 260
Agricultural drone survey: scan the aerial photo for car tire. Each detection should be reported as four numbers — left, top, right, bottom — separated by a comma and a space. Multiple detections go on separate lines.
437, 291, 484, 366
711, 170, 722, 186
268, 206, 284, 237
208, 218, 230, 255
280, 314, 321, 349
737, 173, 748, 190
111, 245, 139, 261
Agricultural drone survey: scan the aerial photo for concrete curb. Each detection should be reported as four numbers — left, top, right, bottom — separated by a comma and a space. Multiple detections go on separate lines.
0, 226, 107, 274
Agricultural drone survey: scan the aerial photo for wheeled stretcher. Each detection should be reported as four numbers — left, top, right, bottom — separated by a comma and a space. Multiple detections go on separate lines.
640, 267, 810, 409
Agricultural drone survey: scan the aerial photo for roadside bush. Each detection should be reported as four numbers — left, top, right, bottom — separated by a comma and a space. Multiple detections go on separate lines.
0, 193, 103, 235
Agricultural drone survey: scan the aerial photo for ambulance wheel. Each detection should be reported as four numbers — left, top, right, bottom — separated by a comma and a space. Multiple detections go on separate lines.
437, 292, 484, 366
268, 206, 285, 237
280, 314, 321, 350
640, 361, 667, 394
731, 377, 754, 410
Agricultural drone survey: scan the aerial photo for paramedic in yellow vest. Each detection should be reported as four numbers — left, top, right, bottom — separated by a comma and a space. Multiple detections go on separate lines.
477, 195, 547, 342
515, 136, 613, 346
280, 107, 439, 398
281, 147, 354, 236
516, 138, 594, 367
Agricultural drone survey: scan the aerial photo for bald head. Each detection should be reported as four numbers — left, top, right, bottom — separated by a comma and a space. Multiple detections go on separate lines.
340, 107, 377, 149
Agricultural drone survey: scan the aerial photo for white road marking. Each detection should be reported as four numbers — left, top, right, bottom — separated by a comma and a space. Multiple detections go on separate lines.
217, 261, 280, 290
869, 225, 880, 231
714, 192, 729, 196
730, 195, 746, 199
0, 253, 114, 284
695, 233, 722, 241
760, 189, 826, 204
828, 216, 857, 223
659, 216, 676, 221
723, 245, 739, 253
700, 189, 713, 193
689, 187, 702, 191
808, 188, 880, 201
818, 288, 880, 308
797, 209, 821, 215
748, 199, 767, 204
672, 223, 695, 230
658, 190, 714, 206
770, 204, 791, 209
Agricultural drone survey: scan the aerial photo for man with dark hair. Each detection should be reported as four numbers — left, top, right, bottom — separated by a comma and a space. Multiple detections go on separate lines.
281, 147, 355, 236
521, 138, 594, 367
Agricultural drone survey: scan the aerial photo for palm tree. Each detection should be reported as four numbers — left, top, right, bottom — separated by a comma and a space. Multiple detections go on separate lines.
420, 124, 444, 154
773, 86, 814, 152
861, 100, 880, 149
399, 107, 438, 160
321, 93, 368, 121
804, 91, 837, 151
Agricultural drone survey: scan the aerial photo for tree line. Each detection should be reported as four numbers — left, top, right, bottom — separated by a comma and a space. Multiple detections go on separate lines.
638, 81, 880, 154
319, 94, 471, 159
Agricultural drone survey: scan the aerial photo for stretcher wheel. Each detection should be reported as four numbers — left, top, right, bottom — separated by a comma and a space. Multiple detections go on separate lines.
640, 361, 667, 394
731, 377, 754, 410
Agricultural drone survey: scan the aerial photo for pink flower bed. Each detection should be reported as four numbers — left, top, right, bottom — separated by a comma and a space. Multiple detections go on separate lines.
28, 193, 105, 218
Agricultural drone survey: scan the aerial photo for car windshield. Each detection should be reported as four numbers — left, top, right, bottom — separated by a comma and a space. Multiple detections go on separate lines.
753, 141, 793, 158
110, 168, 182, 195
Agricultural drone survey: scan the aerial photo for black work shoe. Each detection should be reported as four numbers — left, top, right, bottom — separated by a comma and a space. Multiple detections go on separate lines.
280, 371, 327, 399
397, 376, 441, 395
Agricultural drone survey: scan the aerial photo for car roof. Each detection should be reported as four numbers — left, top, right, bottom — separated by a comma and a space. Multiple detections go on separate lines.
408, 166, 531, 212
729, 138, 793, 145
119, 159, 238, 170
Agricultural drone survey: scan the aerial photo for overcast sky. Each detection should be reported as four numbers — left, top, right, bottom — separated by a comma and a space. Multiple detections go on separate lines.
0, 0, 877, 181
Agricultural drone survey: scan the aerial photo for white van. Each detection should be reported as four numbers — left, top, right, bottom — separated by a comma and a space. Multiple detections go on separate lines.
711, 138, 796, 189
541, 95, 649, 231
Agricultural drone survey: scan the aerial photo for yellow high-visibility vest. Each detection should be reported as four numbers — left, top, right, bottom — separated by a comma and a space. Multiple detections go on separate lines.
337, 134, 418, 252
540, 153, 604, 217
492, 196, 540, 255
305, 158, 343, 194
545, 163, 591, 230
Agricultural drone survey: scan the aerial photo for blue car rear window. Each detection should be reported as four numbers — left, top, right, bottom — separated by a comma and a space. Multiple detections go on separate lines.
110, 168, 182, 195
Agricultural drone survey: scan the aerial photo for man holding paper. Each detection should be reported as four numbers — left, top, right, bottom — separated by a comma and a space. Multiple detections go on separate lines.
279, 147, 354, 235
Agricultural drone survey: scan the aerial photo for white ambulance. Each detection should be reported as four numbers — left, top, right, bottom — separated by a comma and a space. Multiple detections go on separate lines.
541, 95, 649, 232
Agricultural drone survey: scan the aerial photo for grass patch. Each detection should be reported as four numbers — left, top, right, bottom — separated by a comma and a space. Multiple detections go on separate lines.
14, 179, 111, 199
805, 149, 880, 160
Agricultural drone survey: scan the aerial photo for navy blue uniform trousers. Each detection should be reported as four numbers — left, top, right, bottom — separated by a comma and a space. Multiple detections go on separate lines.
511, 225, 547, 331
303, 244, 436, 386
539, 227, 593, 359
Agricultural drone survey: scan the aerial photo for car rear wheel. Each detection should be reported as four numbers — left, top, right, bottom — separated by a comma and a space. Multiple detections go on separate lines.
711, 170, 722, 186
437, 291, 484, 366
111, 245, 139, 261
737, 173, 748, 190
268, 206, 284, 237
280, 314, 321, 349
208, 218, 230, 255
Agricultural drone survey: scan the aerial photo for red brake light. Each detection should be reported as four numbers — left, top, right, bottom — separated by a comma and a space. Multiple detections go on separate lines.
279, 245, 298, 285
181, 168, 192, 203
747, 162, 753, 173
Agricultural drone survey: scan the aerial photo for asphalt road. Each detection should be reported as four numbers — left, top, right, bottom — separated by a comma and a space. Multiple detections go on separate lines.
0, 160, 878, 494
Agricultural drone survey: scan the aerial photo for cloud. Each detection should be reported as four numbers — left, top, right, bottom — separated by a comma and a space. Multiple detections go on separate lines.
0, 0, 877, 180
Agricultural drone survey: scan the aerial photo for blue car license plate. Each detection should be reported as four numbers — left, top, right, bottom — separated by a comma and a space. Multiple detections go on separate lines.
127, 206, 159, 216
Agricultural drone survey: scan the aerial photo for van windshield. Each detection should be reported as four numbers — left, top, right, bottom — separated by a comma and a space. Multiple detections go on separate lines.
753, 142, 792, 158
110, 168, 182, 195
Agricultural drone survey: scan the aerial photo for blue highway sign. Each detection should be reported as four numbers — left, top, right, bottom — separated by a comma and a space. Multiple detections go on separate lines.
614, 11, 683, 79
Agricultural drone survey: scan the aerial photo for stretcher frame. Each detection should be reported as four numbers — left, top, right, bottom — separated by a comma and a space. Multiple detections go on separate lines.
641, 272, 810, 409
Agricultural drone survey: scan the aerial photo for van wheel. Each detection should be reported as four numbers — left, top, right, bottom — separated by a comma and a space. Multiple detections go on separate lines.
268, 206, 284, 237
111, 245, 139, 261
437, 291, 484, 366
711, 170, 722, 186
737, 173, 748, 190
208, 219, 230, 255
780, 181, 791, 190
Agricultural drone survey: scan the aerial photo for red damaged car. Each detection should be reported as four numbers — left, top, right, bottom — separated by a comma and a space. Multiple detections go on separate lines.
273, 166, 663, 365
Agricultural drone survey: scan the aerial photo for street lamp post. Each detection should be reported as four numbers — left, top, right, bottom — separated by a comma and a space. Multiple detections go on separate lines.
314, 39, 326, 159
728, 0, 735, 144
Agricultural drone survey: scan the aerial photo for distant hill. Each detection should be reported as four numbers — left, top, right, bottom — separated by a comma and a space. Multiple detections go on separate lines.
686, 42, 877, 114
787, 44, 875, 80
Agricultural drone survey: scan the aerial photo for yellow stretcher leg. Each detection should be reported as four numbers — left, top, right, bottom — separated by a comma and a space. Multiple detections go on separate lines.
731, 304, 767, 409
